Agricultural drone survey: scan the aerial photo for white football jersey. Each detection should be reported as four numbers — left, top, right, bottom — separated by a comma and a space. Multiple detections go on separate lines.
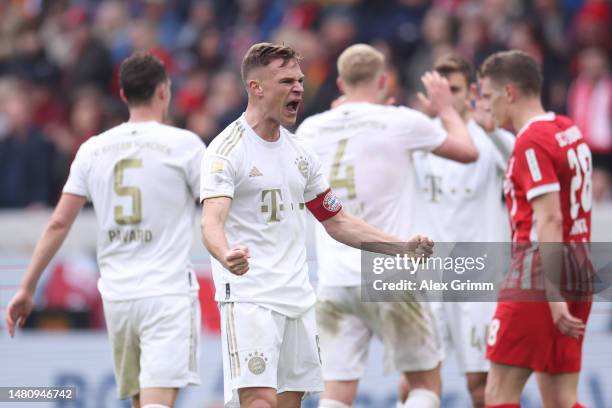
200, 114, 329, 318
296, 102, 447, 287
411, 119, 515, 242
63, 121, 204, 301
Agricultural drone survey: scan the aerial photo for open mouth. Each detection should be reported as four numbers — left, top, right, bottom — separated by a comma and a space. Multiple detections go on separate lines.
285, 100, 300, 114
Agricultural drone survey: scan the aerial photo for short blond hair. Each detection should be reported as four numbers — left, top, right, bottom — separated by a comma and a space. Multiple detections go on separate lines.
337, 44, 384, 87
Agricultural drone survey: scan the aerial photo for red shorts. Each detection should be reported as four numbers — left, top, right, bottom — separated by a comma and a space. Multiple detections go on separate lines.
486, 300, 591, 373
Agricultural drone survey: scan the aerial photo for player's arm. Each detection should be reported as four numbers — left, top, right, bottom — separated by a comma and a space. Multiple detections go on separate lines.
470, 93, 515, 165
305, 189, 433, 258
200, 145, 249, 275
201, 197, 249, 276
532, 192, 586, 338
321, 209, 433, 257
419, 72, 478, 163
488, 129, 515, 164
5, 193, 86, 337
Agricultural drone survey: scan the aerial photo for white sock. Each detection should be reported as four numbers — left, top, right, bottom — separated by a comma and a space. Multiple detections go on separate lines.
141, 405, 171, 408
318, 399, 351, 408
402, 388, 440, 408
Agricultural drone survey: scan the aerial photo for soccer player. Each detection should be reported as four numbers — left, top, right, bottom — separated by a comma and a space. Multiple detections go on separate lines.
295, 44, 478, 408
408, 55, 515, 408
200, 42, 434, 408
479, 50, 592, 408
5, 52, 205, 408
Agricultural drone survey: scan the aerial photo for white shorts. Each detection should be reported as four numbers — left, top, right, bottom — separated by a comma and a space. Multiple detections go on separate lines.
219, 302, 323, 408
103, 295, 201, 399
431, 301, 495, 373
316, 286, 442, 381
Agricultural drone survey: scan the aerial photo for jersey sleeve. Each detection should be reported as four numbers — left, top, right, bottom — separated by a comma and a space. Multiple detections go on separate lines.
62, 142, 91, 200
391, 108, 447, 152
513, 136, 560, 201
200, 151, 237, 202
489, 128, 516, 171
185, 136, 206, 200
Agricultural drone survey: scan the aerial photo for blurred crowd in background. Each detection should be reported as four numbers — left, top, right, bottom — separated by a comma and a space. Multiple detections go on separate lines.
0, 0, 610, 209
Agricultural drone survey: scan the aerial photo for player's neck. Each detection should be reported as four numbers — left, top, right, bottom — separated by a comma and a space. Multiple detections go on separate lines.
512, 98, 547, 132
127, 105, 164, 124
343, 88, 383, 104
244, 106, 280, 142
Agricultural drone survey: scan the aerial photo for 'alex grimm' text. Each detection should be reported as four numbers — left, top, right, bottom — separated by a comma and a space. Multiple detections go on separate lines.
372, 279, 494, 292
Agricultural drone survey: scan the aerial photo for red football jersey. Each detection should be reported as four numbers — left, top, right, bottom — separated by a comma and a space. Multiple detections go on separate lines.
502, 113, 593, 294
489, 114, 593, 372
505, 112, 592, 243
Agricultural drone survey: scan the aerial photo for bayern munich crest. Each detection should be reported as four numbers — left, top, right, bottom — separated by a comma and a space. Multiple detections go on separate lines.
246, 351, 268, 375
323, 190, 342, 212
294, 156, 309, 178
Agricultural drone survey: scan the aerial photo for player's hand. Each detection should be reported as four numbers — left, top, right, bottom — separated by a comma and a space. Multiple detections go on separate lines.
415, 92, 436, 118
5, 288, 34, 337
420, 71, 453, 115
469, 84, 496, 132
407, 234, 434, 259
548, 301, 585, 339
224, 245, 250, 275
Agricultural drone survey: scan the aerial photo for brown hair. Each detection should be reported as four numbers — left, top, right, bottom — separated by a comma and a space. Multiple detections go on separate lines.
434, 54, 473, 84
241, 42, 300, 83
337, 44, 384, 87
119, 52, 167, 105
478, 50, 542, 96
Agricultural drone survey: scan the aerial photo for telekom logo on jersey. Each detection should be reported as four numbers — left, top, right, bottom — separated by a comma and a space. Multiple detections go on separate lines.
260, 189, 306, 223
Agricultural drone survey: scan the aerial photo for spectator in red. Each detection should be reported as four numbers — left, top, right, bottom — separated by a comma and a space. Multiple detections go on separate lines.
568, 46, 612, 201
573, 1, 610, 51
174, 69, 210, 123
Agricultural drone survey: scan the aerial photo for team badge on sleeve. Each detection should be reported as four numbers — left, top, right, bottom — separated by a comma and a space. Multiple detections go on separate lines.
323, 190, 342, 212
306, 188, 342, 221
211, 160, 225, 173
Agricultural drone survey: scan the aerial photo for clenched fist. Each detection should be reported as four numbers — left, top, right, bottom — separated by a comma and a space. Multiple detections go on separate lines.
224, 245, 250, 275
406, 234, 434, 259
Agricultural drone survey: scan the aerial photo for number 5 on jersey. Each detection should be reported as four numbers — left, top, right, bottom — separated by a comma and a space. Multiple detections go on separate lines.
114, 158, 143, 225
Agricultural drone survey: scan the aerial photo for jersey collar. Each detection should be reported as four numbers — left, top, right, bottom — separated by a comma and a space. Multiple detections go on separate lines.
239, 113, 285, 148
516, 112, 555, 138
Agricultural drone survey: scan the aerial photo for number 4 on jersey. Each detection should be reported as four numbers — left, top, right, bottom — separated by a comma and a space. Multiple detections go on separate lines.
330, 139, 356, 199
